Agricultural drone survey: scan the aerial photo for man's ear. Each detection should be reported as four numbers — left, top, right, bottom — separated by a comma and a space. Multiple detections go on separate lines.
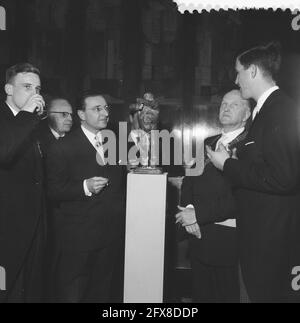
5, 83, 13, 96
250, 64, 258, 79
77, 110, 85, 121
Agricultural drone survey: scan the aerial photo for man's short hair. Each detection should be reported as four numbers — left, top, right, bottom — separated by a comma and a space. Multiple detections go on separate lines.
76, 92, 105, 112
46, 96, 71, 111
237, 41, 281, 80
6, 63, 40, 84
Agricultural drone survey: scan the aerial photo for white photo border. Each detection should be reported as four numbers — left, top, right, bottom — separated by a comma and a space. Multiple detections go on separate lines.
173, 0, 300, 13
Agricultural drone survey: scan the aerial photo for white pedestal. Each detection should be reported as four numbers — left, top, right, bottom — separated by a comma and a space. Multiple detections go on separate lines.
124, 173, 167, 303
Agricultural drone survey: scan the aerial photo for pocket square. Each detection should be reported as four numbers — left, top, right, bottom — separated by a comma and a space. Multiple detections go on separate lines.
245, 141, 255, 146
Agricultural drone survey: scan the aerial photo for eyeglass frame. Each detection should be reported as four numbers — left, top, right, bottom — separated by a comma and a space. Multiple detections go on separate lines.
48, 111, 73, 118
85, 105, 110, 114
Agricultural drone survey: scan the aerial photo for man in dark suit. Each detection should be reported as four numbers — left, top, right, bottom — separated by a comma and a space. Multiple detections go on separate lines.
0, 63, 46, 302
208, 42, 300, 302
46, 93, 126, 303
38, 97, 73, 157
177, 90, 251, 303
37, 97, 73, 300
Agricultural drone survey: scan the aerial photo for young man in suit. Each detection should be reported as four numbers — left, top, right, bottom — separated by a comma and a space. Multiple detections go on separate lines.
46, 93, 126, 303
177, 90, 251, 303
207, 42, 300, 303
0, 63, 46, 302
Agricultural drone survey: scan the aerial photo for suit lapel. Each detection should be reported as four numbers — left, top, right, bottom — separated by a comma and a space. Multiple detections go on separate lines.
209, 135, 222, 151
203, 135, 221, 167
75, 127, 99, 156
75, 127, 111, 175
249, 89, 280, 133
228, 130, 249, 150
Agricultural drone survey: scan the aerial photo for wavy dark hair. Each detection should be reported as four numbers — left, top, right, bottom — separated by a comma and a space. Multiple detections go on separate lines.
237, 41, 282, 81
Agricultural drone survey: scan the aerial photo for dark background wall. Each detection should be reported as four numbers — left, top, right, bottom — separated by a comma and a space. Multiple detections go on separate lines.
0, 0, 300, 130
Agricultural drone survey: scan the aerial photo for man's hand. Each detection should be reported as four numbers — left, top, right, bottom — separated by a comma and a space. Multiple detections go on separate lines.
185, 223, 201, 239
175, 206, 197, 226
21, 94, 45, 114
86, 177, 109, 195
232, 148, 238, 160
206, 143, 230, 171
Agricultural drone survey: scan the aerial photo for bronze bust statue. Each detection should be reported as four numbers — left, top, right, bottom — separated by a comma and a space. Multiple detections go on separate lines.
128, 92, 162, 174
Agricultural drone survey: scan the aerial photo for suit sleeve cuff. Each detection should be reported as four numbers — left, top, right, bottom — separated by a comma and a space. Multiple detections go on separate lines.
83, 180, 92, 197
185, 204, 195, 209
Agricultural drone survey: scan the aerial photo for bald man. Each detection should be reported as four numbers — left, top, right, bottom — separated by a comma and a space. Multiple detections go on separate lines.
37, 98, 73, 158
177, 90, 251, 303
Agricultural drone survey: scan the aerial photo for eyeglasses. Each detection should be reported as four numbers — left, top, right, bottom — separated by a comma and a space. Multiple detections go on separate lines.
49, 112, 73, 118
87, 105, 110, 113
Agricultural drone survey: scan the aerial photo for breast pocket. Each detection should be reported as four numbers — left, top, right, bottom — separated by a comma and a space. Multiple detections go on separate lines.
239, 140, 263, 163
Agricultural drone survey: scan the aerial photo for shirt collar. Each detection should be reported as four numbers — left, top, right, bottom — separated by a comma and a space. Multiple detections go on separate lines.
221, 127, 245, 141
217, 127, 245, 149
81, 125, 102, 143
254, 85, 279, 115
50, 127, 65, 140
6, 102, 19, 116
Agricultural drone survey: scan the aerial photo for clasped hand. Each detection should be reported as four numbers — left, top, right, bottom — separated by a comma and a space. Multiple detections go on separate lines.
175, 206, 201, 239
86, 177, 109, 195
206, 143, 237, 170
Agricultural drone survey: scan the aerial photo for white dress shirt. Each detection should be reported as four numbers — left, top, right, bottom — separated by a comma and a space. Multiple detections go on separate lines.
81, 125, 106, 196
215, 127, 245, 151
252, 85, 279, 120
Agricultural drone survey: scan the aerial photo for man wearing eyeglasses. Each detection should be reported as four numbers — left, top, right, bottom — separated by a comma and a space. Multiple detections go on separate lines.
36, 97, 73, 300
46, 93, 126, 303
47, 98, 73, 139
37, 97, 73, 158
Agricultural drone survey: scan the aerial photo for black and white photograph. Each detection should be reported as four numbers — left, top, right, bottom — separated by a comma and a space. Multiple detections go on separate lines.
0, 0, 300, 305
